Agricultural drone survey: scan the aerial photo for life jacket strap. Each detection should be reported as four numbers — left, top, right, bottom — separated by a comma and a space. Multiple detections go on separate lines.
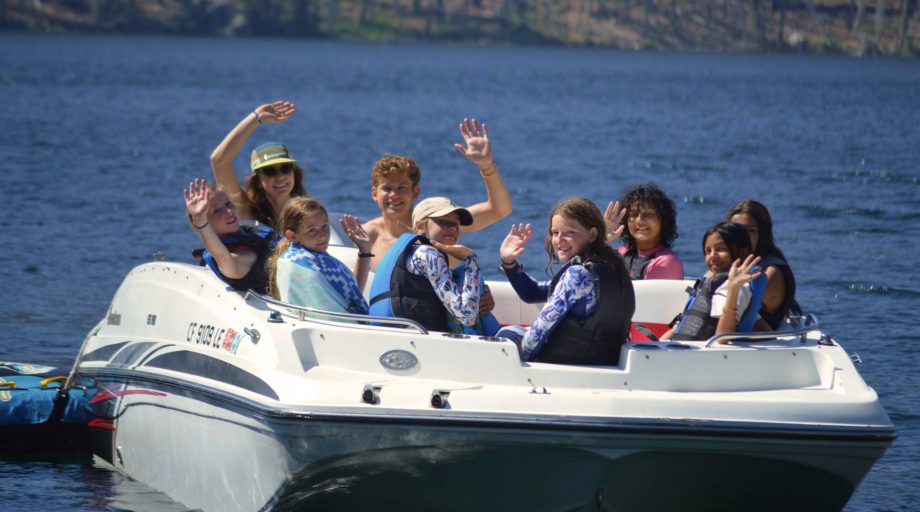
369, 291, 391, 306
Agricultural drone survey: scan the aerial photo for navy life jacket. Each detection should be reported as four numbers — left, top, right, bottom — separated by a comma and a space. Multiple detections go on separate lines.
623, 249, 661, 280
672, 271, 767, 341
759, 253, 802, 329
368, 233, 449, 332
671, 273, 728, 341
202, 225, 276, 294
536, 260, 635, 366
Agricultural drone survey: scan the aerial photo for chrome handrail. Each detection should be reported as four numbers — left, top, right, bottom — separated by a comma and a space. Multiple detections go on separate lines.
703, 314, 820, 347
244, 291, 429, 335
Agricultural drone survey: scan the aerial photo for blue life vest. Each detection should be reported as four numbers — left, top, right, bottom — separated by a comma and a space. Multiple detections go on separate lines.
368, 233, 420, 318
368, 233, 453, 331
739, 271, 768, 331
202, 224, 277, 294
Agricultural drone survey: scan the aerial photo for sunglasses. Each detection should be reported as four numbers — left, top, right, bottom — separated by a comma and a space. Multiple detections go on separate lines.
257, 164, 295, 177
430, 218, 461, 230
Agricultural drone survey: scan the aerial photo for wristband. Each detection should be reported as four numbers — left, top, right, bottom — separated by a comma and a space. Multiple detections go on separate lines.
358, 252, 375, 258
253, 111, 262, 124
195, 221, 209, 230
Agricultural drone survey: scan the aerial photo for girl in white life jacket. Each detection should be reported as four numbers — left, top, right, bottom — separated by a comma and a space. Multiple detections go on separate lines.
661, 222, 769, 342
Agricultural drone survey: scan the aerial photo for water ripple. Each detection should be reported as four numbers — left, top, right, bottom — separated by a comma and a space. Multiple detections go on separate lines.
846, 283, 920, 297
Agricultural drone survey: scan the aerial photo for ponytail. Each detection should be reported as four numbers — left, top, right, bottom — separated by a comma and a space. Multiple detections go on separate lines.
265, 197, 328, 300
265, 238, 291, 299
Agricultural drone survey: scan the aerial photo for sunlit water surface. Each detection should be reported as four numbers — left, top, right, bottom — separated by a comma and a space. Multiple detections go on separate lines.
0, 33, 918, 511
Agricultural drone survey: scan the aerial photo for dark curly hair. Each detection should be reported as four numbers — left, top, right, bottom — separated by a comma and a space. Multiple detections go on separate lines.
618, 183, 678, 256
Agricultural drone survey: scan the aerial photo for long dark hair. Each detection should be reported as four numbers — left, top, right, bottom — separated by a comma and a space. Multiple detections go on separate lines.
619, 183, 678, 256
726, 199, 783, 258
544, 198, 629, 286
702, 222, 753, 263
244, 165, 307, 229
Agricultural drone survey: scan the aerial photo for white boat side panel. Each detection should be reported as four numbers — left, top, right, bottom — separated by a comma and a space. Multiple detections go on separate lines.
113, 391, 292, 512
484, 278, 692, 326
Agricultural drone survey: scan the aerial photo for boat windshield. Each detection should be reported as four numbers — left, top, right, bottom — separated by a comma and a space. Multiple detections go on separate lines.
327, 211, 355, 248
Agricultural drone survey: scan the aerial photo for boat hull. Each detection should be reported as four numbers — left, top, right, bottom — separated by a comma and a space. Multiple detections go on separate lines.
82, 371, 891, 512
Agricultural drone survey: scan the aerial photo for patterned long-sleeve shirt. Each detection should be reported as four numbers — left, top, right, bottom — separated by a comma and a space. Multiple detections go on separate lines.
503, 263, 598, 360
407, 245, 481, 327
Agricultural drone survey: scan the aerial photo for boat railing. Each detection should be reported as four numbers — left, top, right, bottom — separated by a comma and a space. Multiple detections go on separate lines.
703, 314, 820, 347
244, 291, 429, 335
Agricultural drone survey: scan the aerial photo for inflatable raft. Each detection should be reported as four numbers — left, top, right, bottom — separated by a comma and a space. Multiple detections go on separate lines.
0, 362, 92, 453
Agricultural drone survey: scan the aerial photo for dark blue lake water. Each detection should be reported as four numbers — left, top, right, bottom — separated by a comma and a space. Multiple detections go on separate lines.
0, 32, 918, 510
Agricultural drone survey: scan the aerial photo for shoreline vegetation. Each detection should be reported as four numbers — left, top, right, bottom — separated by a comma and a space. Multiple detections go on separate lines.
3, 0, 918, 57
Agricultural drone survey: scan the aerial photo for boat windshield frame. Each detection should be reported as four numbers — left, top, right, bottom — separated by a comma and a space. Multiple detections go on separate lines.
244, 290, 430, 335
703, 314, 821, 347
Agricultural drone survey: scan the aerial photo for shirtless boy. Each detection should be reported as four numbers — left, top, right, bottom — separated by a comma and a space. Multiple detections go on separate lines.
361, 118, 513, 271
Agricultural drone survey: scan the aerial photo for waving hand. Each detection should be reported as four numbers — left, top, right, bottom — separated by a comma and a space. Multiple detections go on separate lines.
454, 118, 493, 170
603, 200, 626, 243
184, 178, 211, 223
500, 223, 532, 265
254, 101, 296, 124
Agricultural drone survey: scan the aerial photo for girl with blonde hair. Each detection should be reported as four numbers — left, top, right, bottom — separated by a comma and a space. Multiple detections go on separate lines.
267, 197, 372, 314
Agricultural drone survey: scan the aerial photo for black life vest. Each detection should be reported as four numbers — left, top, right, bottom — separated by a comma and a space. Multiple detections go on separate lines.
671, 273, 729, 342
536, 260, 635, 366
759, 253, 802, 329
371, 236, 450, 332
202, 226, 275, 294
623, 249, 661, 280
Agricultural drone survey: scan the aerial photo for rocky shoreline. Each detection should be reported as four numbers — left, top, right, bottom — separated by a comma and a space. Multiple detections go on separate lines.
3, 0, 917, 57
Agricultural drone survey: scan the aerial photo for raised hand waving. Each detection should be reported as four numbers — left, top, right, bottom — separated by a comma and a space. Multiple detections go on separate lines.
454, 118, 493, 171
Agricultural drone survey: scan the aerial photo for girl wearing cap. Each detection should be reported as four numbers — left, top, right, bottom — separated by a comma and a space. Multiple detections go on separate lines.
497, 198, 635, 365
210, 101, 307, 229
367, 197, 484, 334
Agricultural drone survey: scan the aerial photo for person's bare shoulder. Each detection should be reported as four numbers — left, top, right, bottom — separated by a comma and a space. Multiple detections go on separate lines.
363, 216, 383, 238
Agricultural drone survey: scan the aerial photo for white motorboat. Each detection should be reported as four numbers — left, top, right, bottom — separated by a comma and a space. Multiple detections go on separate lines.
72, 231, 896, 512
